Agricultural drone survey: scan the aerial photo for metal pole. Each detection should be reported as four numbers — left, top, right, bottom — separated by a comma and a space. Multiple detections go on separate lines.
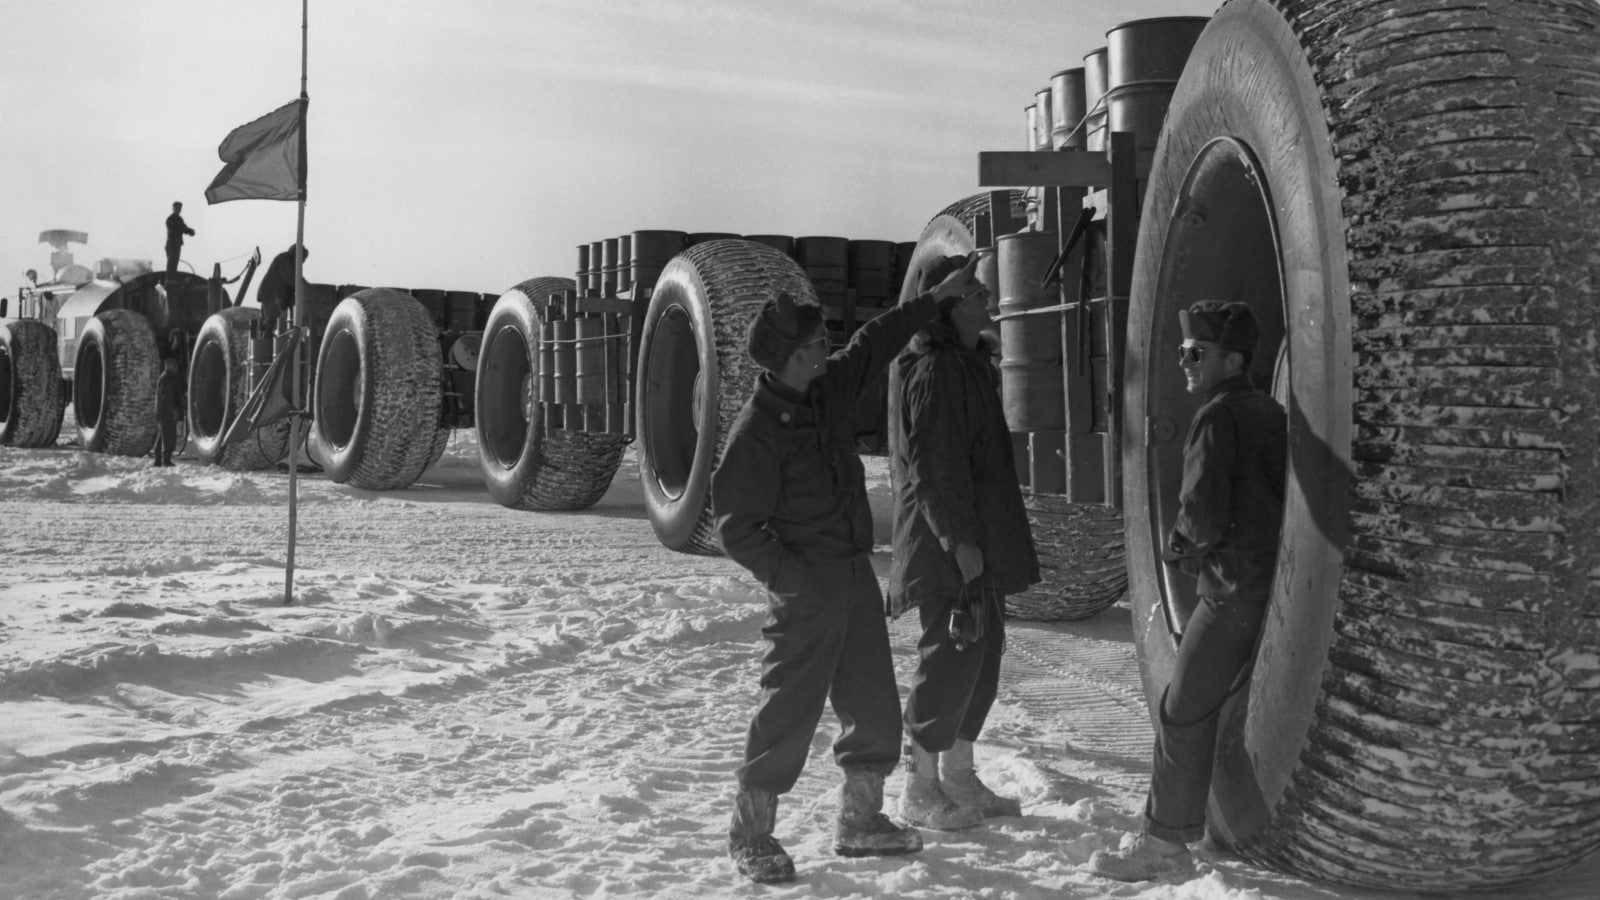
285, 0, 309, 605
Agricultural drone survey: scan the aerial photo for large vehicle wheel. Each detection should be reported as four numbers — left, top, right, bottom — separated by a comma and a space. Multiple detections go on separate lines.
188, 307, 291, 470
638, 240, 811, 554
476, 277, 628, 510
312, 289, 442, 491
1, 319, 65, 447
73, 310, 159, 456
898, 192, 1125, 621
1123, 0, 1600, 891
1005, 496, 1126, 620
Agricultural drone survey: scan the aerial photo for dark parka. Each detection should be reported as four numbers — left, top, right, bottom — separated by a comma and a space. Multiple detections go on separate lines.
714, 293, 941, 586
1164, 373, 1287, 601
886, 324, 1039, 616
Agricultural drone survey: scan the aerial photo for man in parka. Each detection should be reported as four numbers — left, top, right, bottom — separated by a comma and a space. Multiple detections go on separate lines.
258, 244, 307, 335
887, 255, 1039, 831
152, 357, 182, 468
712, 259, 983, 884
1087, 300, 1286, 881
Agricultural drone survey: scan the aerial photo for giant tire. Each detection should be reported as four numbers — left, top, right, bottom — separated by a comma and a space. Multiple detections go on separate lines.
312, 289, 442, 491
1122, 0, 1600, 891
188, 307, 292, 470
476, 277, 628, 510
1005, 494, 1127, 620
73, 310, 159, 456
637, 240, 812, 554
899, 192, 1126, 621
1, 319, 65, 447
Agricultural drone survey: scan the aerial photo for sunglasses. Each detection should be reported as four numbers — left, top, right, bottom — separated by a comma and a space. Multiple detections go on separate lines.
1178, 344, 1207, 364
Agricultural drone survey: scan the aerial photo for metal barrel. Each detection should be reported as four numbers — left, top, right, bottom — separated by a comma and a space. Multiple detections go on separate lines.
539, 320, 558, 405
743, 234, 794, 256
1083, 47, 1109, 151
630, 230, 688, 295
575, 316, 607, 403
1049, 67, 1088, 150
576, 244, 591, 288
1025, 103, 1039, 150
553, 320, 578, 405
1033, 86, 1053, 151
617, 234, 633, 292
601, 238, 620, 295
847, 240, 896, 306
586, 241, 604, 294
1105, 16, 1208, 153
997, 230, 1065, 432
686, 232, 739, 246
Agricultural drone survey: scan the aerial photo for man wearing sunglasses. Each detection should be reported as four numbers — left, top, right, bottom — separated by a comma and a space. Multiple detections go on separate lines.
1089, 299, 1287, 881
712, 259, 984, 884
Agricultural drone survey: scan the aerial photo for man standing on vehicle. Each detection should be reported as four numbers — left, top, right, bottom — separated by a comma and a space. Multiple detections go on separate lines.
1087, 300, 1286, 881
712, 259, 983, 884
258, 244, 307, 335
164, 202, 195, 281
887, 254, 1038, 831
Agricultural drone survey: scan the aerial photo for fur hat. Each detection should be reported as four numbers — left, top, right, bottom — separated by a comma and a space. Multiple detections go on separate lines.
747, 292, 823, 372
1179, 300, 1259, 357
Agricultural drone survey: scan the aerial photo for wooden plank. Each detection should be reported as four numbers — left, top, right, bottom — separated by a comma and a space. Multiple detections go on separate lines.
1102, 131, 1138, 511
1030, 431, 1067, 494
1068, 432, 1105, 504
979, 151, 1111, 188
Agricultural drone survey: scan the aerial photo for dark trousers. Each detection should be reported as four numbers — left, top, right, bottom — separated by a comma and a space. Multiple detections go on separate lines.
1145, 593, 1266, 843
165, 245, 180, 279
737, 554, 902, 794
904, 590, 1005, 753
154, 404, 177, 464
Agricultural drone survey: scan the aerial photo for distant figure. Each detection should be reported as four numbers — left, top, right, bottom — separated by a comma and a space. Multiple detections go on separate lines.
165, 201, 195, 280
153, 357, 182, 468
258, 244, 308, 335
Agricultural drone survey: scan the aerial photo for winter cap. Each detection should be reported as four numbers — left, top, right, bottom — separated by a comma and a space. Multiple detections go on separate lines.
1179, 300, 1259, 357
747, 292, 823, 372
917, 253, 977, 315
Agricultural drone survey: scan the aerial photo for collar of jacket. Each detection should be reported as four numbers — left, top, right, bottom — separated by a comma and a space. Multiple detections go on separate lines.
753, 372, 818, 427
1206, 372, 1258, 401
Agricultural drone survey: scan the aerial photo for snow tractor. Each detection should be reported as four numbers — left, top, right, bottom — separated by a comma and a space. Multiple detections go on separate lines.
1, 229, 253, 454
949, 0, 1600, 893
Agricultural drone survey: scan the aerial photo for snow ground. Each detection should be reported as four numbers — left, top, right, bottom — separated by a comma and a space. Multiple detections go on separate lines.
0, 428, 1596, 899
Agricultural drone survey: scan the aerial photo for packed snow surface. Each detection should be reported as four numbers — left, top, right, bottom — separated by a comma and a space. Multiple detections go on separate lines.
1, 431, 1594, 899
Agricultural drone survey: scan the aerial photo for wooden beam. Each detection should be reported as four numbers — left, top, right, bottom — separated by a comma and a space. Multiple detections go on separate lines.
979, 151, 1111, 188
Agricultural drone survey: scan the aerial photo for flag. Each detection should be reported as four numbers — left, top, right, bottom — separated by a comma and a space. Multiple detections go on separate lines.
204, 98, 307, 204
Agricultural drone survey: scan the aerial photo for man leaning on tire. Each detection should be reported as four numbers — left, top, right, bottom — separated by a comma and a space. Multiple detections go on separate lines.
1087, 300, 1286, 882
711, 259, 984, 884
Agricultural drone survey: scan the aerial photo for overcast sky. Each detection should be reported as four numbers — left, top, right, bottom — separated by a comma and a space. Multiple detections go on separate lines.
2, 0, 1216, 308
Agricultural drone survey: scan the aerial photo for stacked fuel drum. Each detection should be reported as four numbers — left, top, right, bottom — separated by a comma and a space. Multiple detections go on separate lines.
1001, 16, 1207, 620
535, 230, 907, 445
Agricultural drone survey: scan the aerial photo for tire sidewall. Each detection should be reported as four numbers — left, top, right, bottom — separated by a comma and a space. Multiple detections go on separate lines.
313, 297, 374, 484
188, 307, 256, 464
476, 289, 543, 505
73, 317, 111, 452
1122, 0, 1353, 840
636, 256, 719, 549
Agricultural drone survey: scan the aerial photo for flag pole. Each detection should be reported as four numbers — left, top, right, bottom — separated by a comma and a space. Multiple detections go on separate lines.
285, 0, 309, 605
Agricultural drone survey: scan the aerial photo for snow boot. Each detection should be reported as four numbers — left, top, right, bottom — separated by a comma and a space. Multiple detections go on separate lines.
728, 789, 795, 884
1085, 831, 1193, 882
896, 741, 982, 830
940, 738, 1022, 818
833, 769, 922, 857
